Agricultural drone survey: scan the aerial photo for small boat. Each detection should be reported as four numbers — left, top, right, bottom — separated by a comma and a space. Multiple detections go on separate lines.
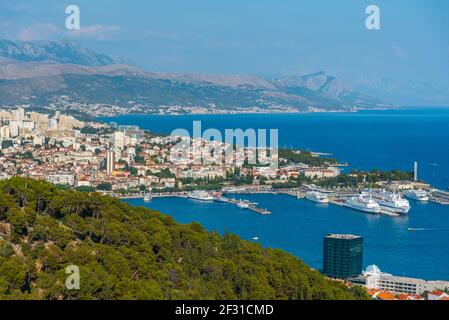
143, 193, 152, 202
237, 201, 250, 209
252, 237, 259, 241
407, 228, 426, 231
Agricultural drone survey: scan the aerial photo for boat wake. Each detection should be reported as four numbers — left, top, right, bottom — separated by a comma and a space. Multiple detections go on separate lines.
423, 162, 438, 166
408, 227, 449, 231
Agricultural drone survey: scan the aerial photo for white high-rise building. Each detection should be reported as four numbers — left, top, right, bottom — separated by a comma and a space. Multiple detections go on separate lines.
106, 150, 115, 176
0, 126, 10, 139
8, 120, 20, 137
13, 108, 25, 122
113, 131, 126, 150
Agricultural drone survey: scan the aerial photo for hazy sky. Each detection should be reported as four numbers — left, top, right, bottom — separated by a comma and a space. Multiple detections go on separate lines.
0, 0, 448, 84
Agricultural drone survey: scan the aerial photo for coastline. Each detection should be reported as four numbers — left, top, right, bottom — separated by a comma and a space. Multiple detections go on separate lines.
96, 106, 395, 118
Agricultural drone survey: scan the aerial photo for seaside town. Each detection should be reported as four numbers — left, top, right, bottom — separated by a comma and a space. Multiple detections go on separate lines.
1, 107, 449, 299
45, 95, 305, 117
1, 108, 449, 212
0, 108, 326, 189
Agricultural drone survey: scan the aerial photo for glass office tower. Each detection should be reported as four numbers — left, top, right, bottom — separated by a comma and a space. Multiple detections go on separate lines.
323, 234, 363, 279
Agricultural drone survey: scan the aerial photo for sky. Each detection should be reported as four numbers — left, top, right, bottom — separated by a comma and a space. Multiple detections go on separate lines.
0, 0, 448, 84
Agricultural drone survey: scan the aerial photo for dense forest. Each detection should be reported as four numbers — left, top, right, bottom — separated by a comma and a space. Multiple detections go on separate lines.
0, 177, 367, 300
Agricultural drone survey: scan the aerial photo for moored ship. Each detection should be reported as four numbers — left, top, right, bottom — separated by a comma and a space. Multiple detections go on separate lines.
344, 194, 381, 214
404, 189, 429, 202
187, 190, 214, 201
305, 191, 329, 203
368, 190, 410, 215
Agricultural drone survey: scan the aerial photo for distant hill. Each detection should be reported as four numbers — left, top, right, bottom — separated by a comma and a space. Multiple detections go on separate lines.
0, 39, 390, 111
0, 177, 367, 300
351, 77, 449, 107
0, 39, 121, 66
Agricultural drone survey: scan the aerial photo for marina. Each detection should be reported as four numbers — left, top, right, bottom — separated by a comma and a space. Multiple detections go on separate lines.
116, 190, 272, 215
115, 183, 449, 218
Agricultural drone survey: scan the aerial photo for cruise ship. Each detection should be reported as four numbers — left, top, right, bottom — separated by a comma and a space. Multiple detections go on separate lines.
368, 190, 410, 215
305, 191, 329, 203
187, 190, 214, 201
344, 195, 381, 214
404, 189, 429, 202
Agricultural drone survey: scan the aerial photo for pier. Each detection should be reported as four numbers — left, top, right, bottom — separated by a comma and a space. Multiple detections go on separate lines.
214, 196, 271, 215
247, 206, 271, 215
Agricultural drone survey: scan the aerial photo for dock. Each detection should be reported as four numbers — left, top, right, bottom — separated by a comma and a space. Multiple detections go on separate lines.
247, 205, 271, 215
214, 197, 271, 215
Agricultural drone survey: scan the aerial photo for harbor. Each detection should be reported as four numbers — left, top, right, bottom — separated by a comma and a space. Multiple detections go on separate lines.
115, 109, 449, 282
114, 181, 449, 218
116, 190, 272, 215
220, 182, 449, 217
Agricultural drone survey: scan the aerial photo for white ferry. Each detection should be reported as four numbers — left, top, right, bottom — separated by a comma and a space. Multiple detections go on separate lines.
404, 189, 429, 202
305, 191, 329, 203
344, 195, 381, 214
368, 190, 410, 215
187, 190, 214, 201
223, 187, 247, 194
213, 196, 229, 203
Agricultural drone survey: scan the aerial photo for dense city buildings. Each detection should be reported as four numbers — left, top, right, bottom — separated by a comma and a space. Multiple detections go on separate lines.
0, 108, 343, 194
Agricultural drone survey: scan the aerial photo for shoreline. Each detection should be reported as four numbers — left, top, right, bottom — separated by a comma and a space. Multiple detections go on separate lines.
96, 107, 396, 118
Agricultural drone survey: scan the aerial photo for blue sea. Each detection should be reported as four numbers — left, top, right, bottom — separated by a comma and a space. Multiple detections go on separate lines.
100, 108, 449, 280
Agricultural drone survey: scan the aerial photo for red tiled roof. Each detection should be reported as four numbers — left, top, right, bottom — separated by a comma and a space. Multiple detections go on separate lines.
430, 290, 445, 296
377, 291, 397, 300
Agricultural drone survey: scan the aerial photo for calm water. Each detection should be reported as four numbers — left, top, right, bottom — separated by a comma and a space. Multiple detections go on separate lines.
126, 195, 449, 280
101, 108, 449, 280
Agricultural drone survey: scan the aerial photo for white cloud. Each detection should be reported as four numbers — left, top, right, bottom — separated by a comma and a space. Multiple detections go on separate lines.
392, 45, 408, 59
67, 25, 122, 40
17, 23, 61, 41
141, 30, 178, 40
13, 23, 122, 42
1, 21, 12, 28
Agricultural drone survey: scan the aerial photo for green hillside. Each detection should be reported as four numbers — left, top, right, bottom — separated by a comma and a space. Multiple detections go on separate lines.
0, 177, 367, 300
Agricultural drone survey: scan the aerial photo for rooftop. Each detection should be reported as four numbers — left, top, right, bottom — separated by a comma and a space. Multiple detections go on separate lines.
325, 233, 362, 240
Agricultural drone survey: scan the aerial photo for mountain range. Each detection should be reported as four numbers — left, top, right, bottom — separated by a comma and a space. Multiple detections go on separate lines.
0, 39, 447, 111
